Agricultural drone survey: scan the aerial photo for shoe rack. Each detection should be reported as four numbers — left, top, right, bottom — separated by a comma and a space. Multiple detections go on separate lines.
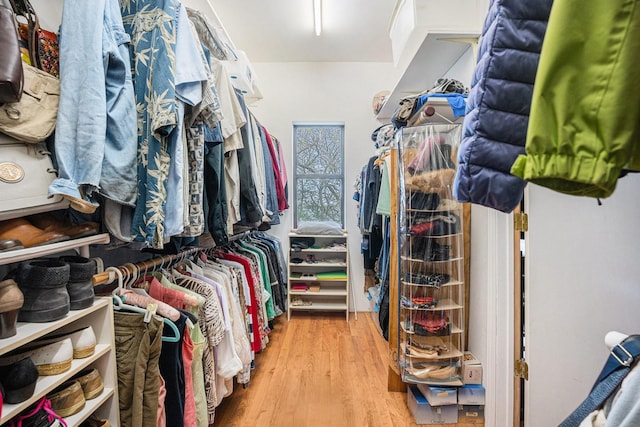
396, 123, 465, 387
0, 234, 110, 265
0, 235, 119, 426
287, 232, 350, 321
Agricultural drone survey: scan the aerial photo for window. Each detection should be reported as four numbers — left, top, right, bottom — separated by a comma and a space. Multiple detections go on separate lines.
293, 123, 345, 227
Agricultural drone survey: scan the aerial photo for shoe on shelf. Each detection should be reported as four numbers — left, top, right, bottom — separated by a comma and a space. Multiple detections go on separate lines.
80, 417, 110, 427
15, 258, 70, 323
0, 357, 38, 404
31, 326, 96, 359
0, 338, 73, 376
47, 379, 86, 418
58, 256, 96, 310
0, 218, 69, 248
71, 368, 103, 400
27, 212, 99, 240
0, 279, 23, 339
405, 364, 457, 380
0, 238, 23, 252
9, 396, 67, 427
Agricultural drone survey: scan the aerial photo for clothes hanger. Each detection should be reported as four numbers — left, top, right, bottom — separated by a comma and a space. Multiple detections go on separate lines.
107, 266, 181, 343
158, 255, 175, 280
122, 262, 139, 289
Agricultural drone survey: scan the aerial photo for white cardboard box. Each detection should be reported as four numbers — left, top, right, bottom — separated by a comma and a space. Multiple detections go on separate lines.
463, 365, 483, 385
407, 386, 458, 425
416, 384, 458, 406
463, 352, 483, 385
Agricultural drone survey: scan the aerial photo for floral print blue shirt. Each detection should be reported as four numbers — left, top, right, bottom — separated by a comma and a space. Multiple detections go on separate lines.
121, 0, 179, 248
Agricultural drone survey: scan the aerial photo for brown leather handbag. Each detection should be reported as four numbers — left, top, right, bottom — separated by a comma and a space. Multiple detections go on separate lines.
0, 0, 23, 104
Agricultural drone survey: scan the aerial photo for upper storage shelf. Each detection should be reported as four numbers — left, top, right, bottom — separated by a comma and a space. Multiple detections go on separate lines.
377, 0, 488, 121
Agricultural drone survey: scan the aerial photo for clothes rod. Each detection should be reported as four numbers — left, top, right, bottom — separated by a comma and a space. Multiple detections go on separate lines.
227, 229, 254, 243
92, 247, 202, 286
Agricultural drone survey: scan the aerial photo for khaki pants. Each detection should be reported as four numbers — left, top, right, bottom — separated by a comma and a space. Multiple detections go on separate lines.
114, 311, 164, 427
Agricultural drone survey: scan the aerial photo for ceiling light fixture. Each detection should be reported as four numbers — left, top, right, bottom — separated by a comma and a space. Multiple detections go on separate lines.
313, 0, 322, 36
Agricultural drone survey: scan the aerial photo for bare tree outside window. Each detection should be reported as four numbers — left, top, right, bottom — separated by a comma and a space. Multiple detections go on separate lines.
293, 123, 345, 227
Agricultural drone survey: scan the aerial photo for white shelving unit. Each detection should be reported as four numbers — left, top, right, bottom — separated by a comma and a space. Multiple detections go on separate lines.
0, 235, 119, 426
287, 232, 349, 321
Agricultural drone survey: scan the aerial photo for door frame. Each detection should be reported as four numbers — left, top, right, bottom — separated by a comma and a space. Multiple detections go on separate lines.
468, 206, 515, 426
513, 203, 525, 427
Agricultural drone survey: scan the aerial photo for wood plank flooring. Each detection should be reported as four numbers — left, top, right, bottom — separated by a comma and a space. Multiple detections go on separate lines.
213, 312, 483, 427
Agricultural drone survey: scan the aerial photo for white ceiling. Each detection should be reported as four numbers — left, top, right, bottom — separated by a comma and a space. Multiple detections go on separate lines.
209, 0, 397, 62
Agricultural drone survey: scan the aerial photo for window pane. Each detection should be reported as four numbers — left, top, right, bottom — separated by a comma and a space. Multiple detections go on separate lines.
294, 126, 343, 175
296, 178, 343, 224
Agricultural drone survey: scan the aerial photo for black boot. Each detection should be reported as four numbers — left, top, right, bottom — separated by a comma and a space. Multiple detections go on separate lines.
15, 259, 70, 322
59, 256, 96, 310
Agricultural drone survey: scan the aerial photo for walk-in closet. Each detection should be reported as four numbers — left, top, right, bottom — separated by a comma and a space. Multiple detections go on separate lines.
0, 0, 638, 426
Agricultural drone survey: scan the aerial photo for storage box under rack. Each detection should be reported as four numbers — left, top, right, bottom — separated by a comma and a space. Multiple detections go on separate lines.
458, 404, 485, 424
407, 385, 458, 425
416, 384, 457, 406
458, 384, 485, 405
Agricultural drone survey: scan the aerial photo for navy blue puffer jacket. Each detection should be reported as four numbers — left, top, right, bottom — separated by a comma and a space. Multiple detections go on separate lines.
453, 0, 553, 213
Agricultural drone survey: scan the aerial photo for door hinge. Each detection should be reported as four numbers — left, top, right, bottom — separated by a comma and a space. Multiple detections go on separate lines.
515, 359, 529, 380
514, 212, 528, 232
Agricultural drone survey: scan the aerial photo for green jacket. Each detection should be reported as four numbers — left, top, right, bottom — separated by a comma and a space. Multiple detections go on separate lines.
511, 0, 640, 198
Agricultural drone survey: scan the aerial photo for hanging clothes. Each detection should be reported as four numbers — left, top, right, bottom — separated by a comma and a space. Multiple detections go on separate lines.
453, 0, 553, 213
49, 0, 137, 212
164, 3, 209, 240
511, 0, 640, 199
233, 89, 263, 229
121, 0, 179, 248
114, 311, 164, 427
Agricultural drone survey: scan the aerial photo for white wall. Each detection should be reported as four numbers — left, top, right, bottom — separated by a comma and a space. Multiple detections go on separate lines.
524, 176, 640, 426
250, 62, 397, 312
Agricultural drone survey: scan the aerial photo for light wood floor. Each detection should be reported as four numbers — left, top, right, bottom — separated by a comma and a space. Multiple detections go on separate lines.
213, 312, 482, 427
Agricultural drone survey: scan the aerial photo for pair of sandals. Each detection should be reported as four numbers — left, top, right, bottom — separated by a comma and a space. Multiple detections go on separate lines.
404, 272, 451, 287
401, 295, 438, 309
405, 364, 457, 380
291, 296, 312, 306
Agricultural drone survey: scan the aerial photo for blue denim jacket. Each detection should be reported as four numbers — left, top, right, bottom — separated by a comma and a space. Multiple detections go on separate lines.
49, 0, 137, 207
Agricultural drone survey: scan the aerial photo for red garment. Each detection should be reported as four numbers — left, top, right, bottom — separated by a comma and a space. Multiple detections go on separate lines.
274, 135, 288, 197
218, 252, 262, 352
262, 127, 288, 211
182, 329, 197, 427
139, 275, 198, 309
